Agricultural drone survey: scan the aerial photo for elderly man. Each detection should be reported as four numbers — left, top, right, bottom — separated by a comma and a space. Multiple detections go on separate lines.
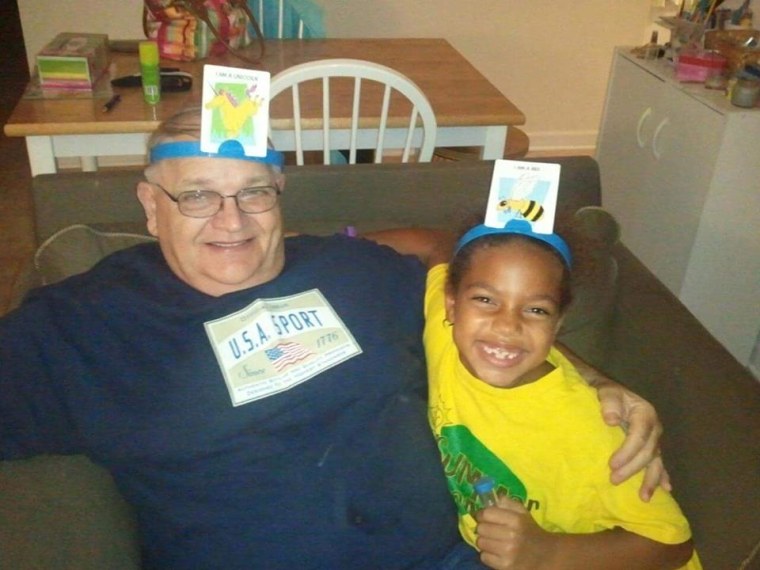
1, 107, 664, 569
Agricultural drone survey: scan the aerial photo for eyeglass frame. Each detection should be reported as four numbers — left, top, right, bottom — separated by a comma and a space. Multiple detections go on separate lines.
150, 182, 282, 218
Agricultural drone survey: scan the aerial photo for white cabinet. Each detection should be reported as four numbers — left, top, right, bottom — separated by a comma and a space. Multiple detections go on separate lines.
596, 48, 760, 366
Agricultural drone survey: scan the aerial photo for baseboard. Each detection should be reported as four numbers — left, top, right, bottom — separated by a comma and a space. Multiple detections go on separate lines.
526, 129, 599, 155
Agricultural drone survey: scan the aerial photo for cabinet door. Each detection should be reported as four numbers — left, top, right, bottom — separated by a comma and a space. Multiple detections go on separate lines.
597, 53, 723, 294
596, 54, 658, 224
631, 83, 723, 294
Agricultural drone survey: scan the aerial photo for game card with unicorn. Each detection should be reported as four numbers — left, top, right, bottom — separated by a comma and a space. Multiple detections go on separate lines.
484, 159, 561, 235
201, 64, 271, 157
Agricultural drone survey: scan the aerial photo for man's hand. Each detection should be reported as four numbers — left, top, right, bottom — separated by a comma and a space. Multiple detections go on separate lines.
597, 381, 670, 501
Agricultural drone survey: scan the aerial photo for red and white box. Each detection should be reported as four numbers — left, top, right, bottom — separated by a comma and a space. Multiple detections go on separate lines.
676, 50, 727, 83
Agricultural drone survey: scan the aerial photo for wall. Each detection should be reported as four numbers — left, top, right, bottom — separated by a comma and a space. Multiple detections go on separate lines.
318, 0, 653, 151
18, 1, 144, 64
20, 0, 752, 151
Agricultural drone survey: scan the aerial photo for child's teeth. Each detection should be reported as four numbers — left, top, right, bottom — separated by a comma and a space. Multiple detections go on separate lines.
484, 346, 518, 360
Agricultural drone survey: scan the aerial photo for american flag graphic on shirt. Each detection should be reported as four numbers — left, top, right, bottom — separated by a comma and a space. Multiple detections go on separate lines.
265, 341, 314, 371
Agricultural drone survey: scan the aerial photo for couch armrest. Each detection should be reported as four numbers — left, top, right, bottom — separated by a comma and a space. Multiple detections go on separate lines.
0, 455, 140, 570
605, 244, 760, 570
6, 259, 39, 313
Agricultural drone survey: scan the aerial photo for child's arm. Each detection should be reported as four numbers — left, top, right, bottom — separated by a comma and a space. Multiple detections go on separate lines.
557, 343, 670, 501
361, 228, 455, 268
475, 499, 694, 570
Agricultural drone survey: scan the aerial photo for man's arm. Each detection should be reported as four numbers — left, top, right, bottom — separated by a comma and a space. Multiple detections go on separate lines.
557, 343, 669, 500
361, 228, 454, 268
364, 227, 667, 498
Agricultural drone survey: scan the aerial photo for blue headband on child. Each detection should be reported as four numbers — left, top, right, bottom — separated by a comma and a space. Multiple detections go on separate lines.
454, 219, 573, 268
149, 139, 285, 168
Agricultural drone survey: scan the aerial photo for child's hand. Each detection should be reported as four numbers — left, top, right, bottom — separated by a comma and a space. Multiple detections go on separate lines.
476, 498, 693, 569
475, 498, 557, 569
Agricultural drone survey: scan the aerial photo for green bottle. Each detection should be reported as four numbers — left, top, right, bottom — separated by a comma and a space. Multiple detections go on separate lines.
139, 41, 161, 105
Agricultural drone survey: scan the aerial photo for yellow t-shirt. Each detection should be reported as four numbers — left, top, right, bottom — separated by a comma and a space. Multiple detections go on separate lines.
424, 264, 701, 569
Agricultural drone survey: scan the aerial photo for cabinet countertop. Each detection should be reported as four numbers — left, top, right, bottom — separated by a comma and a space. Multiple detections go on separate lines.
616, 47, 759, 116
599, 48, 760, 366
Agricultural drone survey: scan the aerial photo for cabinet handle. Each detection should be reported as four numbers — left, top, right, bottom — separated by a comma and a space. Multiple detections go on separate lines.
652, 117, 670, 160
636, 107, 652, 148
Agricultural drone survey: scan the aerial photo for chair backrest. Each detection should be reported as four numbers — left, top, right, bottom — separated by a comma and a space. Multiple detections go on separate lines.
269, 59, 438, 165
250, 0, 323, 39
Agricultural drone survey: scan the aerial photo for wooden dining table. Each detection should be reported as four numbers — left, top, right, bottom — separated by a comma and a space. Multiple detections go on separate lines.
4, 38, 525, 175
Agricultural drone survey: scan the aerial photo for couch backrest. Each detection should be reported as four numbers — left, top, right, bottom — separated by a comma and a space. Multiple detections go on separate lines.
31, 157, 602, 243
23, 157, 611, 365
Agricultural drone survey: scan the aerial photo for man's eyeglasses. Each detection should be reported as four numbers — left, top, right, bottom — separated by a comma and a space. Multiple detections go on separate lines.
152, 183, 280, 218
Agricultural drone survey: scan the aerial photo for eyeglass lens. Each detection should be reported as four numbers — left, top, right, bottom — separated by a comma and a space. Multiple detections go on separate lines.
177, 187, 279, 217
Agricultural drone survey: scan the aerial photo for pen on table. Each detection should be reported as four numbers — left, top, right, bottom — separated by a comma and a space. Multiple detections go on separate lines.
102, 94, 122, 113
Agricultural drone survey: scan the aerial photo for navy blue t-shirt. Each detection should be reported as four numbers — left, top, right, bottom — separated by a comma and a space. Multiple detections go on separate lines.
0, 235, 459, 569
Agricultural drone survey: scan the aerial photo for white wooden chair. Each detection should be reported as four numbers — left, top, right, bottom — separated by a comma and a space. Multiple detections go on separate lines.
269, 58, 438, 164
250, 0, 322, 39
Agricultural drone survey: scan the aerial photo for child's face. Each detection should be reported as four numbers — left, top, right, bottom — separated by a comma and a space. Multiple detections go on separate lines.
445, 240, 565, 389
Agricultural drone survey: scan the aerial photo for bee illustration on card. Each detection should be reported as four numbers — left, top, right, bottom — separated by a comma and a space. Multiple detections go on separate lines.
495, 172, 545, 222
484, 160, 560, 234
497, 197, 545, 221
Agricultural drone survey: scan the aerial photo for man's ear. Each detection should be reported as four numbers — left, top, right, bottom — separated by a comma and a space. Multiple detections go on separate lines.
136, 181, 159, 237
275, 171, 285, 193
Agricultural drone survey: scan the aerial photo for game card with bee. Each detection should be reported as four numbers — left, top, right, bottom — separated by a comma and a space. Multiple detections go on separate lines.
484, 159, 561, 234
200, 64, 270, 157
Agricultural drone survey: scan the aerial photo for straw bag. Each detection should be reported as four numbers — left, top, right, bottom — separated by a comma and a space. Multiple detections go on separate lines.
143, 0, 265, 62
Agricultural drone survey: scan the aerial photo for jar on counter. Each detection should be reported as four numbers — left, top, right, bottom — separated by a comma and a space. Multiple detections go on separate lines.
731, 78, 760, 108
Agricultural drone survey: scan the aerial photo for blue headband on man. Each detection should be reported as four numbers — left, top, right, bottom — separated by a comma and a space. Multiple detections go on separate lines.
149, 139, 285, 168
454, 219, 573, 268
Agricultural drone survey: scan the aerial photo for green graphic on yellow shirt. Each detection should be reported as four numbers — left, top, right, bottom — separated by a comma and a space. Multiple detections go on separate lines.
438, 424, 527, 515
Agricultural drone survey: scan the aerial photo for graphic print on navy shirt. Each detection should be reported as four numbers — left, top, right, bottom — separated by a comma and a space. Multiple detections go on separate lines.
205, 288, 362, 406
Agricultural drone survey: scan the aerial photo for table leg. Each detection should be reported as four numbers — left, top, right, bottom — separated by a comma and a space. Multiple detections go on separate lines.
80, 156, 98, 172
25, 136, 57, 175
479, 125, 508, 160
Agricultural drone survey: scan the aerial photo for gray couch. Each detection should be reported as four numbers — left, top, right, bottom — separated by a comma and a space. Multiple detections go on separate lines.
3, 157, 759, 569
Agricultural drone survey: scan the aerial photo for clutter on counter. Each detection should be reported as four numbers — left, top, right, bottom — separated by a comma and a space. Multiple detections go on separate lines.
631, 2, 760, 109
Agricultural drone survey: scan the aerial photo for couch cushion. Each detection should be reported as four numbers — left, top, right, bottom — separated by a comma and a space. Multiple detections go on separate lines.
34, 224, 156, 286
557, 207, 621, 368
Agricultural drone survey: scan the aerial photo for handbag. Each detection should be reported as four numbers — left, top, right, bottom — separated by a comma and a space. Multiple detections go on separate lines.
143, 0, 265, 63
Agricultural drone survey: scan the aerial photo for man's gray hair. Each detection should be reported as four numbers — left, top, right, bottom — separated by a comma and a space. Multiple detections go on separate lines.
147, 106, 204, 149
145, 106, 282, 176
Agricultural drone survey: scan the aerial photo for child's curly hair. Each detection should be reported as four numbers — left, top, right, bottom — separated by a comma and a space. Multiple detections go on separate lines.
446, 210, 606, 315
